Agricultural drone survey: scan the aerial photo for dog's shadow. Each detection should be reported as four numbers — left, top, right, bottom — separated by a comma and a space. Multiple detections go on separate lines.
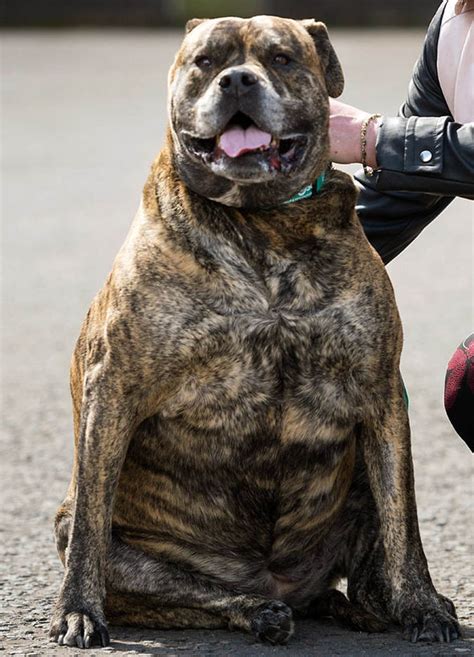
109, 620, 474, 656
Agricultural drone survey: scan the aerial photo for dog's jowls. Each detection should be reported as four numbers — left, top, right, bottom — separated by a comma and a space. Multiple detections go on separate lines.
50, 16, 460, 649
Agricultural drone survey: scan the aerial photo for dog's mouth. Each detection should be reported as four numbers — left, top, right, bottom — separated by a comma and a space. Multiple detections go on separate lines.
183, 112, 307, 175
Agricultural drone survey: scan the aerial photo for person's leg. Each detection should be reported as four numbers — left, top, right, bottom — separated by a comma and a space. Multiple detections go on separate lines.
444, 334, 474, 450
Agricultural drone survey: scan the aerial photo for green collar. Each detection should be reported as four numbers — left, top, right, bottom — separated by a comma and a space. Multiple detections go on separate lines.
283, 171, 326, 205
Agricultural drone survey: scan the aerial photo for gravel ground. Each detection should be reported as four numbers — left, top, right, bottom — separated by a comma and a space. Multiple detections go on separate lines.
1, 29, 473, 657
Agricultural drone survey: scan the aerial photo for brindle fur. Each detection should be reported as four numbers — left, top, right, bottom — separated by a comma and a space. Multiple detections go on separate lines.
50, 16, 460, 649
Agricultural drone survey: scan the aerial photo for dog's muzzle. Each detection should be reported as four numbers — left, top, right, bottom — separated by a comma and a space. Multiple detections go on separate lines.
182, 109, 308, 175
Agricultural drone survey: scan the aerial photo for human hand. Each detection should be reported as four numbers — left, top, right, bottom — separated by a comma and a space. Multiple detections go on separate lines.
329, 98, 380, 168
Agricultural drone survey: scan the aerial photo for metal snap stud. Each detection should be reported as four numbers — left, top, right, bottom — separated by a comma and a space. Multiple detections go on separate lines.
419, 150, 433, 163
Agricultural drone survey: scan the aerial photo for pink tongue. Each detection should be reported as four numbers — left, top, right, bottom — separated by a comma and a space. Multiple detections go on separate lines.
218, 124, 272, 158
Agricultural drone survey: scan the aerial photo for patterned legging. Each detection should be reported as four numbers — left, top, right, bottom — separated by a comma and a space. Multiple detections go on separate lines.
444, 334, 474, 451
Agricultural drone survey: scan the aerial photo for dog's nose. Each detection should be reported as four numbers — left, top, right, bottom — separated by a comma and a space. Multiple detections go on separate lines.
218, 68, 258, 95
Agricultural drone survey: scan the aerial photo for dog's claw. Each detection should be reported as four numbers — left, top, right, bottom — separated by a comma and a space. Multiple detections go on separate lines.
50, 607, 109, 649
409, 626, 419, 643
100, 627, 110, 647
402, 604, 460, 644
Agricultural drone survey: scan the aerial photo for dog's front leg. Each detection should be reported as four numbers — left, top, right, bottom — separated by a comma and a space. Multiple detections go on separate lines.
49, 364, 136, 648
358, 374, 460, 643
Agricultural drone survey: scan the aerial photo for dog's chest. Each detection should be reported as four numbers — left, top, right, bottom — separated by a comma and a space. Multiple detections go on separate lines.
156, 254, 379, 435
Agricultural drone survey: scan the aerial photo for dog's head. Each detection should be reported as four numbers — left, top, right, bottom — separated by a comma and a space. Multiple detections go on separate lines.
167, 16, 343, 208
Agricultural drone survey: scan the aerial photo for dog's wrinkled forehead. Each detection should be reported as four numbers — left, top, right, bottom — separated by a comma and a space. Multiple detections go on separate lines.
171, 15, 318, 75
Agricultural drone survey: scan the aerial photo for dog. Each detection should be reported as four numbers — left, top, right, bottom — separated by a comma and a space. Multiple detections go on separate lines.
50, 16, 460, 649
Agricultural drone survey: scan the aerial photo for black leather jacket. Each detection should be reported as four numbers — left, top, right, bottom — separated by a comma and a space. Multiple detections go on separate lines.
356, 0, 474, 264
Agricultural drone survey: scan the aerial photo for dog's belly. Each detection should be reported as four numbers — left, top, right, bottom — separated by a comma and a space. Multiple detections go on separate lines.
113, 305, 375, 595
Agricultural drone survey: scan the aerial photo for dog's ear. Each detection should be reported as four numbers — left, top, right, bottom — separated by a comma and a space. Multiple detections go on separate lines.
301, 20, 344, 98
185, 18, 207, 34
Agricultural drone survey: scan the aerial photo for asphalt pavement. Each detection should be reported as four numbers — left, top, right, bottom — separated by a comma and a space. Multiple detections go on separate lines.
1, 29, 473, 657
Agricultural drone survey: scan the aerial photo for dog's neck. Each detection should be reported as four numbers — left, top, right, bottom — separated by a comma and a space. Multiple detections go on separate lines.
145, 143, 356, 254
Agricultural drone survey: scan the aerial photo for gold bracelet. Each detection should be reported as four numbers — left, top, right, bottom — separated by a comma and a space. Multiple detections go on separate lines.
360, 113, 381, 177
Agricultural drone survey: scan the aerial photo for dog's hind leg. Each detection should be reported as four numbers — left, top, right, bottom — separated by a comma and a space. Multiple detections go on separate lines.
105, 591, 227, 630
105, 535, 293, 644
306, 589, 388, 633
55, 513, 293, 643
300, 460, 388, 634
54, 502, 73, 565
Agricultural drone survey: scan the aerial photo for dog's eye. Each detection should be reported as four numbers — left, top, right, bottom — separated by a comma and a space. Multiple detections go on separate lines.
195, 55, 212, 69
273, 53, 291, 66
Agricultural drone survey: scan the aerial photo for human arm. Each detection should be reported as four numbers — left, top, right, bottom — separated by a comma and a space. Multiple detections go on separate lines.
329, 0, 473, 263
329, 99, 474, 198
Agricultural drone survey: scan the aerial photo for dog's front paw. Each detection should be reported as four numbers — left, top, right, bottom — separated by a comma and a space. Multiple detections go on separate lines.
49, 602, 110, 649
250, 600, 294, 645
401, 597, 460, 643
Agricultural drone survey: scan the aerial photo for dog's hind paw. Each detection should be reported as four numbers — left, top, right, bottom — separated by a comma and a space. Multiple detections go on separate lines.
308, 589, 388, 633
250, 600, 294, 645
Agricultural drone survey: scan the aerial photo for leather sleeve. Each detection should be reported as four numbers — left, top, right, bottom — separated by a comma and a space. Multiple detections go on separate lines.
355, 0, 473, 264
374, 116, 474, 198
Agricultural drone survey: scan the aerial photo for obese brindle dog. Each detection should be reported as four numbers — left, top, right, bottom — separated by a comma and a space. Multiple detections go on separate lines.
50, 16, 460, 649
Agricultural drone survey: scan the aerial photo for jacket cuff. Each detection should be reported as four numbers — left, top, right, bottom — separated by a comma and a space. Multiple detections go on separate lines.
375, 115, 449, 174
